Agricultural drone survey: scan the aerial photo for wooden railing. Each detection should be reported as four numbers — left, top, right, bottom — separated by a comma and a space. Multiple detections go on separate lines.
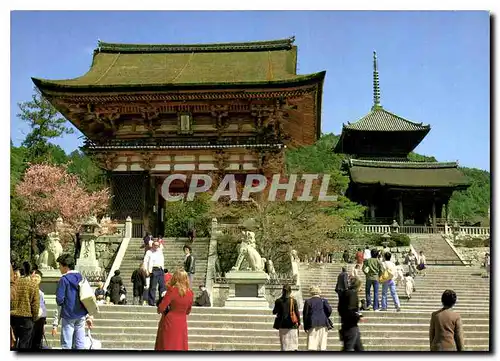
400, 226, 445, 234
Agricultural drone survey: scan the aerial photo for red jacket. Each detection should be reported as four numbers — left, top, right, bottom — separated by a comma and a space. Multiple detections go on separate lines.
164, 273, 172, 285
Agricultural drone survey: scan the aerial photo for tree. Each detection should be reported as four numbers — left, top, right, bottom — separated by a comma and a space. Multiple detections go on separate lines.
17, 88, 74, 163
15, 163, 111, 258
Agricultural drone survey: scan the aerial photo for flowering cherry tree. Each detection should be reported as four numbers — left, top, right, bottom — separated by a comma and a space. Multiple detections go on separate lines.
15, 163, 111, 251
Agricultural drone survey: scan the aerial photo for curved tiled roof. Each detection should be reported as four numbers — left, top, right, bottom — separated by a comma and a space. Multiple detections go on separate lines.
97, 37, 295, 53
346, 158, 470, 188
349, 159, 458, 169
31, 37, 326, 89
344, 107, 430, 132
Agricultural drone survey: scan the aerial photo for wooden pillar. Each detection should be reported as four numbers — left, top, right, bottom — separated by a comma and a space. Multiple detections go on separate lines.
398, 196, 404, 227
370, 203, 376, 221
432, 199, 437, 228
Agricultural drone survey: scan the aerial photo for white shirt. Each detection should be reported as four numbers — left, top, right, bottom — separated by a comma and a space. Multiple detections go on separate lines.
144, 249, 165, 273
363, 249, 371, 259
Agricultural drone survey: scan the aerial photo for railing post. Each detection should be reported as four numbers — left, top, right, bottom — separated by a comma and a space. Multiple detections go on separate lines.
125, 216, 132, 239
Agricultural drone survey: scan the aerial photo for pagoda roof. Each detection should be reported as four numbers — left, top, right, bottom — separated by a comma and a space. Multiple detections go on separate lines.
346, 159, 470, 189
342, 107, 430, 132
32, 37, 326, 91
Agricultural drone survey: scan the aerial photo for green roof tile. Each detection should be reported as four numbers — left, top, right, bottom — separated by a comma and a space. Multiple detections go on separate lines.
347, 159, 470, 188
344, 108, 430, 132
32, 37, 324, 89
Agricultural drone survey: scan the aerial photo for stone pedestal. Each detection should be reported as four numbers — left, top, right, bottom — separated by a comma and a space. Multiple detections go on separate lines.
224, 271, 270, 309
40, 269, 62, 296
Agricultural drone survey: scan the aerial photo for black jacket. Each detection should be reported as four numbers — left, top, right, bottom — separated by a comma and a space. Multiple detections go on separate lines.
335, 271, 349, 294
131, 269, 147, 297
194, 290, 211, 307
338, 287, 361, 330
108, 275, 123, 304
184, 255, 195, 274
272, 296, 301, 329
303, 296, 332, 331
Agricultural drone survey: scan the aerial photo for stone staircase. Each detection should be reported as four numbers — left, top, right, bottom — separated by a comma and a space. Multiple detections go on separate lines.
299, 262, 489, 351
410, 234, 462, 263
117, 237, 210, 295
43, 263, 489, 350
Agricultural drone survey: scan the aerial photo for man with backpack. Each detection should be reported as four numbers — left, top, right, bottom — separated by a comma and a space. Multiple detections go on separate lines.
362, 249, 382, 311
380, 252, 401, 312
51, 254, 94, 349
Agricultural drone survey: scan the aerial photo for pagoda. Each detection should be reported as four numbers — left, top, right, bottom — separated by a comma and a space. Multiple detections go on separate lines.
334, 52, 469, 227
33, 37, 326, 236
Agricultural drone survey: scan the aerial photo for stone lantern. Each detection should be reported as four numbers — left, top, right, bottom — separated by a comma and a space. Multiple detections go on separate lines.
75, 216, 101, 274
381, 233, 391, 248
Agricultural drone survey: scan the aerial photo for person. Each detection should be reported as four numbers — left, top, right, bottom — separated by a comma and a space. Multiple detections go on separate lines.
363, 249, 382, 311
302, 286, 332, 351
380, 252, 401, 312
143, 232, 153, 252
429, 290, 464, 351
403, 272, 415, 300
144, 241, 166, 306
10, 264, 17, 349
272, 284, 300, 351
187, 218, 196, 243
335, 267, 349, 295
382, 245, 389, 257
484, 253, 490, 278
52, 254, 93, 349
350, 264, 362, 281
363, 246, 371, 260
342, 250, 350, 264
95, 282, 106, 304
355, 248, 364, 266
194, 285, 211, 307
30, 270, 47, 350
157, 234, 164, 249
338, 277, 364, 351
11, 261, 39, 349
155, 270, 194, 350
108, 270, 123, 305
164, 268, 173, 285
118, 286, 128, 305
131, 263, 147, 305
183, 245, 196, 287
407, 251, 417, 277
394, 261, 405, 286
417, 251, 427, 276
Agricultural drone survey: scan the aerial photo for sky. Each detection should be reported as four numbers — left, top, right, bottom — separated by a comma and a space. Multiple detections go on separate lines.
10, 10, 490, 171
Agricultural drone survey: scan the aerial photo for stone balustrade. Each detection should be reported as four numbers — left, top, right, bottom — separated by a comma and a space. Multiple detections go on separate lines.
341, 224, 490, 236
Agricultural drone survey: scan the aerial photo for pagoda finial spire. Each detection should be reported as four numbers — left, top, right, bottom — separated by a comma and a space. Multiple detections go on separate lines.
372, 50, 382, 110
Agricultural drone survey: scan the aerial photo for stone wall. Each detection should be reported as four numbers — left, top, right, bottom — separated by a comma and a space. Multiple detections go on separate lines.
454, 246, 489, 266
95, 235, 122, 271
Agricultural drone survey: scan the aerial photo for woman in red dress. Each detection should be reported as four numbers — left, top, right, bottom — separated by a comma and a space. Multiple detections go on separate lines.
155, 269, 194, 351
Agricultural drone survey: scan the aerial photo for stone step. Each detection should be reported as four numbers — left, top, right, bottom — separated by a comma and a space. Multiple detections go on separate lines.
69, 316, 489, 329
59, 311, 490, 323
46, 324, 489, 336
43, 338, 489, 351
46, 331, 488, 346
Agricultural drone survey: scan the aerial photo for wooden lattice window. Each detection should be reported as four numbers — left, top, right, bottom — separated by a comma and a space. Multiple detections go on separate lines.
110, 174, 144, 220
178, 112, 193, 134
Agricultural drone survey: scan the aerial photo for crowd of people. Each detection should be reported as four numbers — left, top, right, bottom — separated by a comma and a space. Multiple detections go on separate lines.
271, 245, 467, 352
10, 231, 210, 351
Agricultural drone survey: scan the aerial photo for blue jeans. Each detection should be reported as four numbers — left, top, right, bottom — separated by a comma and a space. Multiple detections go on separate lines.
148, 268, 166, 305
381, 279, 400, 309
365, 279, 379, 310
61, 316, 86, 349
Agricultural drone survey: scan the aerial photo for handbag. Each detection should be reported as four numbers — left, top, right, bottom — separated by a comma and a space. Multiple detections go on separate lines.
41, 334, 51, 349
289, 297, 299, 325
322, 298, 334, 331
79, 276, 99, 316
84, 329, 102, 350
